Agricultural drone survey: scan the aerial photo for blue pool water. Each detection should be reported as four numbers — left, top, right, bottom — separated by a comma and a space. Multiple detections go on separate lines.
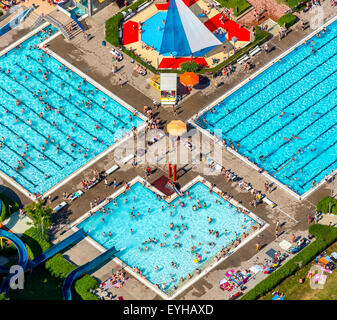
0, 27, 143, 195
141, 12, 221, 57
78, 181, 258, 292
198, 23, 337, 195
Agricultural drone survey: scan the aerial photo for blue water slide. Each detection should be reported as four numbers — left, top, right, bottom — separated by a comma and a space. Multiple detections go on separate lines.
70, 12, 84, 32
0, 229, 29, 273
26, 229, 86, 270
62, 246, 118, 300
0, 229, 86, 295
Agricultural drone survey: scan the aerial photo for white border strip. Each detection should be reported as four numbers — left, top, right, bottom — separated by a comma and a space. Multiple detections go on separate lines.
70, 175, 268, 300
189, 14, 337, 200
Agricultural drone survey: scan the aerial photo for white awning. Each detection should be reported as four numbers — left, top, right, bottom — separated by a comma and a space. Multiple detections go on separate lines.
160, 73, 177, 91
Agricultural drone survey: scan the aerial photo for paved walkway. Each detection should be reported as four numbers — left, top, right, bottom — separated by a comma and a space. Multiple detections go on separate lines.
1, 0, 337, 301
238, 0, 290, 27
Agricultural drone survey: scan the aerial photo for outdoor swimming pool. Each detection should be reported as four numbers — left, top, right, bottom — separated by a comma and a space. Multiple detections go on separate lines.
0, 26, 143, 195
197, 22, 337, 196
78, 179, 259, 293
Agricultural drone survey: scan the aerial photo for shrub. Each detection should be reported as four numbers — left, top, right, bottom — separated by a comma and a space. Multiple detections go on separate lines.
74, 274, 99, 300
0, 292, 9, 300
21, 227, 51, 260
45, 253, 77, 280
0, 193, 20, 222
316, 196, 337, 215
278, 13, 298, 29
105, 0, 148, 46
105, 12, 123, 47
0, 199, 6, 222
241, 224, 337, 300
180, 61, 200, 73
20, 227, 98, 300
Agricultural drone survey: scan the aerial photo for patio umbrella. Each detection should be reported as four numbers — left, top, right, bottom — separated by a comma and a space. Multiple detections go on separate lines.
180, 72, 199, 87
167, 120, 187, 136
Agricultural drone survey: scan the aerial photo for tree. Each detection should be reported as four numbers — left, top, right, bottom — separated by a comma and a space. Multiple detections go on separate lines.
0, 292, 9, 300
25, 200, 52, 240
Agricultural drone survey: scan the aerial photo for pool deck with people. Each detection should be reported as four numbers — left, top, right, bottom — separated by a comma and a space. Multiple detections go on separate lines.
1, 0, 337, 300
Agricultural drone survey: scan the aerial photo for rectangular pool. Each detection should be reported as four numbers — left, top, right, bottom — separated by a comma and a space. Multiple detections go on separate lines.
196, 22, 337, 196
0, 26, 143, 196
77, 178, 261, 295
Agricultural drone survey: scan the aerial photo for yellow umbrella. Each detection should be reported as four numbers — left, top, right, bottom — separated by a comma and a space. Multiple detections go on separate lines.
167, 120, 187, 136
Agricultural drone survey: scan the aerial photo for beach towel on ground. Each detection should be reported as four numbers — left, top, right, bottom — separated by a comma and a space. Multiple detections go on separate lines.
279, 240, 292, 251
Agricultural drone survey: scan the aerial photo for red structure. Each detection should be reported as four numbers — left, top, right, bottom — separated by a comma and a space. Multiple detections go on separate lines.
168, 163, 172, 178
172, 164, 177, 182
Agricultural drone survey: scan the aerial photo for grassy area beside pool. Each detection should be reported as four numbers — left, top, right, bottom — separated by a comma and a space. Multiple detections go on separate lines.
261, 241, 337, 300
217, 0, 251, 16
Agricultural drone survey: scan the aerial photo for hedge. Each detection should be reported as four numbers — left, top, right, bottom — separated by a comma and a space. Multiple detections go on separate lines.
74, 274, 101, 300
0, 199, 6, 222
20, 227, 51, 260
105, 0, 148, 46
316, 196, 337, 215
278, 13, 298, 29
241, 224, 337, 300
216, 0, 251, 17
20, 227, 99, 300
0, 193, 20, 222
285, 0, 310, 8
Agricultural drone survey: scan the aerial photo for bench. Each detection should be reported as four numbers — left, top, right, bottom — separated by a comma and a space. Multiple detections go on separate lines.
105, 164, 120, 176
69, 190, 84, 201
237, 54, 250, 65
249, 46, 261, 57
53, 201, 68, 213
263, 197, 276, 208
121, 153, 134, 164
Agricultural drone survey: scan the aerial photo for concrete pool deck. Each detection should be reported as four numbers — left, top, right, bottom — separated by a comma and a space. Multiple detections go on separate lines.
1, 0, 337, 300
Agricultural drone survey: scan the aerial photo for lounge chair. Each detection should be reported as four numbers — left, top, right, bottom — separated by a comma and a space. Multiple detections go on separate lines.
225, 269, 235, 278
272, 294, 284, 300
69, 190, 84, 201
149, 131, 165, 144
53, 201, 68, 213
318, 274, 327, 285
105, 164, 120, 176
279, 240, 293, 251
263, 197, 276, 208
110, 48, 123, 61
183, 141, 195, 151
249, 265, 263, 274
120, 153, 135, 164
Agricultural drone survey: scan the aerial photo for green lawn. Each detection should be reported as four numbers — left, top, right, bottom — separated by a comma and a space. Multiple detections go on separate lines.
261, 242, 337, 300
278, 0, 309, 8
217, 0, 251, 16
8, 265, 84, 300
9, 266, 63, 300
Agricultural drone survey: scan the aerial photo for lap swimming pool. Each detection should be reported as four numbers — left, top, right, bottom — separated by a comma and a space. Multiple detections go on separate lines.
195, 21, 337, 196
0, 26, 144, 196
77, 176, 263, 296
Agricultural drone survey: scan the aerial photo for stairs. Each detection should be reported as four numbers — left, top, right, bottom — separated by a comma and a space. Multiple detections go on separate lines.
28, 12, 45, 30
28, 12, 72, 40
43, 14, 71, 40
